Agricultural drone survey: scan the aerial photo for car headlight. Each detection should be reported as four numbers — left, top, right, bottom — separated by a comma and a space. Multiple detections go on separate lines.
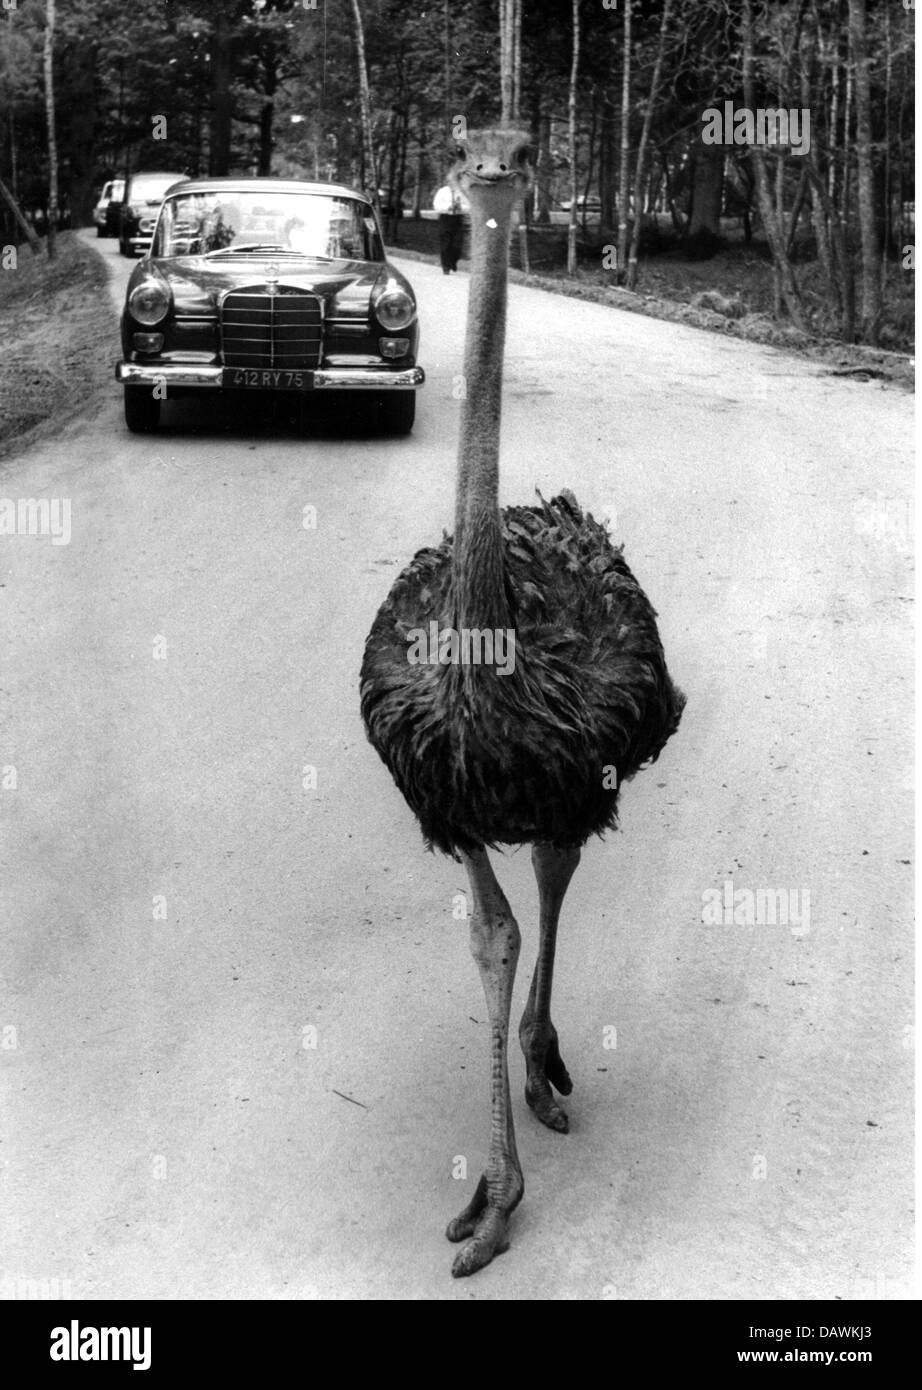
373, 286, 415, 331
128, 278, 170, 326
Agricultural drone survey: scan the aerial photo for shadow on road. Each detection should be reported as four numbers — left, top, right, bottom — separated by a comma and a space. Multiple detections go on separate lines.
144, 391, 403, 441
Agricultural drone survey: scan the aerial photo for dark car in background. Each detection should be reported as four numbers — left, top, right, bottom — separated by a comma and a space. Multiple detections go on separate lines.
93, 179, 124, 236
115, 177, 425, 434
118, 171, 185, 256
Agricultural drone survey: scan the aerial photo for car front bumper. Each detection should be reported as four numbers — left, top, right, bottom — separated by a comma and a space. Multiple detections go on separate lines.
116, 362, 425, 391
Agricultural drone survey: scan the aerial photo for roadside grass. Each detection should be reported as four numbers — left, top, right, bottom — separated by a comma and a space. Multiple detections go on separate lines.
0, 233, 117, 463
391, 216, 914, 389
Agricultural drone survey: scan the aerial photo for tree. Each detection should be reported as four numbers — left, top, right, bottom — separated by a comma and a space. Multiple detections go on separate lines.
499, 0, 522, 123
626, 0, 673, 290
43, 0, 58, 258
567, 0, 580, 276
741, 0, 805, 328
847, 0, 881, 343
208, 0, 234, 175
615, 0, 632, 278
348, 0, 379, 210
0, 174, 42, 253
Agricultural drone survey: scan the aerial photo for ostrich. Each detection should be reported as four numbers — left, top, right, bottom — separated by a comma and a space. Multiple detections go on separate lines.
360, 128, 684, 1278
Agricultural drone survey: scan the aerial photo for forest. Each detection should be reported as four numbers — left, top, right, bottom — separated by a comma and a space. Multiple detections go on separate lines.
0, 0, 915, 347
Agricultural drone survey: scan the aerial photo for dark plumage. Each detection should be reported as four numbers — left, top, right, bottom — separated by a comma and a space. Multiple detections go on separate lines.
361, 490, 685, 856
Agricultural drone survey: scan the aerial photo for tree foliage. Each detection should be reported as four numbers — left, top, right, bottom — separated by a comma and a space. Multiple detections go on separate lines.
0, 0, 912, 343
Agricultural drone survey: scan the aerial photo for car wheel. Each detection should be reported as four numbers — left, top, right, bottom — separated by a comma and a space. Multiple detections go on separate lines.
376, 392, 416, 436
124, 387, 160, 433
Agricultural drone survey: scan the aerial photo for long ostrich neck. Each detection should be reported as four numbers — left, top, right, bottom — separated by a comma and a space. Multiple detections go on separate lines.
451, 189, 514, 634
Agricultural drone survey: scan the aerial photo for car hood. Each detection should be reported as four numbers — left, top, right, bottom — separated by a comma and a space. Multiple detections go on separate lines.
136, 255, 406, 318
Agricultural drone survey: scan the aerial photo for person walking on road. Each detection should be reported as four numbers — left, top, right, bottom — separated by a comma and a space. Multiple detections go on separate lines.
433, 182, 469, 274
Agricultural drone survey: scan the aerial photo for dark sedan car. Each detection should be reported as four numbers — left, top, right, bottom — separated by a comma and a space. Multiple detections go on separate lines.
115, 178, 425, 434
118, 171, 186, 256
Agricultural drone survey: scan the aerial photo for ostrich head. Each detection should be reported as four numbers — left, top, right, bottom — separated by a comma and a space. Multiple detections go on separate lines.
450, 127, 534, 209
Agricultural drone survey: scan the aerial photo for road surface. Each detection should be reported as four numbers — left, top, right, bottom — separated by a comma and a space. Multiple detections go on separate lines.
0, 233, 912, 1300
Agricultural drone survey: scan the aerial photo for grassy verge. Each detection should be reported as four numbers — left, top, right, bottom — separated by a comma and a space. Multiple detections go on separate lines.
390, 219, 914, 391
0, 232, 117, 463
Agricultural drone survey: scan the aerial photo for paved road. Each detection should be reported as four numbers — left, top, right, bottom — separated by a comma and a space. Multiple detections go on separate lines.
0, 233, 912, 1300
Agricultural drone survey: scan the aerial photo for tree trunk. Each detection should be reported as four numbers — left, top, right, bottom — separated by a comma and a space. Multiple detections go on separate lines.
688, 141, 723, 238
443, 0, 452, 120
512, 0, 522, 121
878, 1, 895, 263
847, 0, 880, 343
567, 0, 580, 276
348, 0, 379, 214
208, 4, 233, 176
493, 0, 523, 122
0, 175, 43, 254
626, 0, 672, 289
840, 43, 853, 222
598, 94, 617, 239
742, 0, 805, 328
257, 57, 277, 177
258, 102, 273, 176
411, 132, 424, 218
799, 25, 839, 323
534, 108, 552, 224
396, 111, 408, 221
581, 91, 598, 232
499, 0, 513, 124
615, 0, 632, 279
512, 0, 526, 268
806, 157, 854, 338
43, 0, 58, 259
785, 165, 808, 257
826, 18, 839, 205
65, 42, 96, 226
9, 107, 17, 202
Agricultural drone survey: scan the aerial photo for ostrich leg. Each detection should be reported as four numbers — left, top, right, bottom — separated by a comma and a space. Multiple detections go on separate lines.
447, 847, 524, 1277
519, 843, 581, 1133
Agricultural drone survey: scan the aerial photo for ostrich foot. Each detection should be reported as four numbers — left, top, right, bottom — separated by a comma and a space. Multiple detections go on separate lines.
446, 1172, 524, 1278
523, 1031, 572, 1133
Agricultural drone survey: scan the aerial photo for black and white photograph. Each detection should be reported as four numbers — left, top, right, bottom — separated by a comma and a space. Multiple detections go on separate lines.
0, 0, 914, 1325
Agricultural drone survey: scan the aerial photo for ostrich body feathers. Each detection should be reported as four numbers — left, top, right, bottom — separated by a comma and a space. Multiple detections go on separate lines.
360, 491, 684, 856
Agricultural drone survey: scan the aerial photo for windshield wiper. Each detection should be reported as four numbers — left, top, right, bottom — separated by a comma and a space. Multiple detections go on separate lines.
205, 243, 291, 256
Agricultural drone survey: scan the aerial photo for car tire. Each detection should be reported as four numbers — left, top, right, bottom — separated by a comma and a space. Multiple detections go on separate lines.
124, 387, 160, 433
376, 392, 416, 436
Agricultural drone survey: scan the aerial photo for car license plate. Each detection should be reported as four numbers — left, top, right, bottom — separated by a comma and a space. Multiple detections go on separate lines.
223, 368, 314, 391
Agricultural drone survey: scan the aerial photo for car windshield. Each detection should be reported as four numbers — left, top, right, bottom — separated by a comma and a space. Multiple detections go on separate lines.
153, 190, 382, 261
130, 174, 183, 203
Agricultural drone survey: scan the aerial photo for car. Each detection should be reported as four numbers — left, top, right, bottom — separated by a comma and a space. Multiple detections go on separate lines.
115, 177, 425, 435
93, 179, 124, 236
560, 194, 602, 213
118, 171, 186, 256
